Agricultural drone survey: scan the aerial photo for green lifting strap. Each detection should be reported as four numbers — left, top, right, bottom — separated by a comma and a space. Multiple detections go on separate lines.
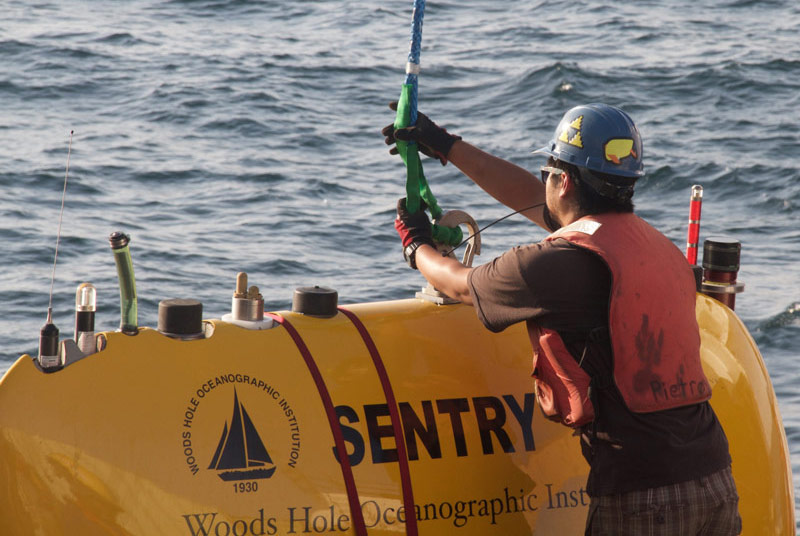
393, 85, 463, 246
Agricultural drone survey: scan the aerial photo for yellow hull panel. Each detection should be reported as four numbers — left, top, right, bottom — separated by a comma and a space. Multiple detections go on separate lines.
0, 295, 793, 534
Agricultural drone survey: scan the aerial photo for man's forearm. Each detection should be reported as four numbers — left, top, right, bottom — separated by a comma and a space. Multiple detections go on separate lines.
447, 140, 547, 229
415, 244, 474, 305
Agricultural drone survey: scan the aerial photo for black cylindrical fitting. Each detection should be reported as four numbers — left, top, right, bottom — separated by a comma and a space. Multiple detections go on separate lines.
158, 298, 204, 339
702, 237, 741, 272
701, 237, 742, 310
292, 286, 338, 318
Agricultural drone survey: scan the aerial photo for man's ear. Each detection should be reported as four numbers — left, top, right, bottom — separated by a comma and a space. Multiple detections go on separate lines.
558, 169, 575, 197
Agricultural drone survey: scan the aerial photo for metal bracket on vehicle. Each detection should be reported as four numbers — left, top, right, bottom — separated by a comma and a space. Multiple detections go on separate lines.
416, 209, 481, 305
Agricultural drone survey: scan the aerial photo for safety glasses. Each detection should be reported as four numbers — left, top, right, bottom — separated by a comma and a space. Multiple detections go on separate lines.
540, 166, 564, 185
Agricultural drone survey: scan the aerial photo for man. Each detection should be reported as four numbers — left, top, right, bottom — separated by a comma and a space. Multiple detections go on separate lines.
384, 103, 741, 535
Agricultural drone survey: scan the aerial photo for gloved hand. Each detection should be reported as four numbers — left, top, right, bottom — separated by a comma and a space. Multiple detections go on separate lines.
382, 102, 462, 166
395, 197, 434, 269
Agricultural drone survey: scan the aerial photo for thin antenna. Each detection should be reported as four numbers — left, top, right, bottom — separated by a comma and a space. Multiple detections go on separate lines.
46, 130, 74, 321
39, 130, 73, 368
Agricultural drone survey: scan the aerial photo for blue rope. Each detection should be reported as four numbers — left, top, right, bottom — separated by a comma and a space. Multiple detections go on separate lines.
395, 0, 461, 244
405, 0, 425, 126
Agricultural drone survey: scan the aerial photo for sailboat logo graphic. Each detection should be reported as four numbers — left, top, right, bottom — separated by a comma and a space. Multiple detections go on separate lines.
208, 388, 276, 481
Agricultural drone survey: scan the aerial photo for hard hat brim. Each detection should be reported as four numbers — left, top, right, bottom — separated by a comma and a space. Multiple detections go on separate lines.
532, 144, 556, 157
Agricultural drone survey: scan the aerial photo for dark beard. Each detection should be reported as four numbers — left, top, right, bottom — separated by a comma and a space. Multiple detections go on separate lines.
542, 204, 561, 232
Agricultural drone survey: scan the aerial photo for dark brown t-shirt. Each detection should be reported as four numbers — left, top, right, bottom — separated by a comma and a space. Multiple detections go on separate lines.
467, 238, 731, 496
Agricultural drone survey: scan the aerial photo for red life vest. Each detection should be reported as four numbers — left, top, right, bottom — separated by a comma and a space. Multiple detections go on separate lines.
531, 212, 711, 428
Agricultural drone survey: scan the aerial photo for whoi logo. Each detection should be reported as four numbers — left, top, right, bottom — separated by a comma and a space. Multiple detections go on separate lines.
208, 388, 275, 481
180, 373, 301, 481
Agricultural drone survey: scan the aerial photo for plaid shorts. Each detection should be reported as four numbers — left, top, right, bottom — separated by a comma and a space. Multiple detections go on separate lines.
585, 466, 741, 535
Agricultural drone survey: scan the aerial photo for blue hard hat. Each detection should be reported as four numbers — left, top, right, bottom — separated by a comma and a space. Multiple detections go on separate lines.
534, 103, 644, 180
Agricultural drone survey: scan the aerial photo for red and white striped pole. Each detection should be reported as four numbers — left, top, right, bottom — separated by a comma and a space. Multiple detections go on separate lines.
686, 185, 703, 264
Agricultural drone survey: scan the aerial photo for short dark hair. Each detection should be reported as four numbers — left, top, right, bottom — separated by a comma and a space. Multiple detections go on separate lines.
551, 158, 635, 214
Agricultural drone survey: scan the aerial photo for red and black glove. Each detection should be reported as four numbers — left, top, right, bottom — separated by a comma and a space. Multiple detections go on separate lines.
395, 198, 434, 269
382, 102, 462, 166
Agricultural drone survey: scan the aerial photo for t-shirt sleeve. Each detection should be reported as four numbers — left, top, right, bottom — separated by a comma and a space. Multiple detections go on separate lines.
467, 239, 611, 333
467, 242, 552, 332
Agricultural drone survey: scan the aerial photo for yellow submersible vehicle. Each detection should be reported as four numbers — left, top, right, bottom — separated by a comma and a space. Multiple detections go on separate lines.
0, 3, 794, 530
0, 182, 794, 535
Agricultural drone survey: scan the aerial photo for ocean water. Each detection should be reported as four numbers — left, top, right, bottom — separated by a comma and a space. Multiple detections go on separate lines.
1, 0, 799, 527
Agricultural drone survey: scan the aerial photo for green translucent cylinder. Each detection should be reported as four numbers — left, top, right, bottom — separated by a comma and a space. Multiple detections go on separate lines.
109, 232, 138, 335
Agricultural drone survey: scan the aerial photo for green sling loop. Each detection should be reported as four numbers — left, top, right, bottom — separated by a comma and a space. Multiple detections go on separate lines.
393, 89, 463, 247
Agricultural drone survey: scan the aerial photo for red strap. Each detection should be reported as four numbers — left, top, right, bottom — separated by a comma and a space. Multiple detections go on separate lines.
338, 307, 418, 536
266, 313, 367, 536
